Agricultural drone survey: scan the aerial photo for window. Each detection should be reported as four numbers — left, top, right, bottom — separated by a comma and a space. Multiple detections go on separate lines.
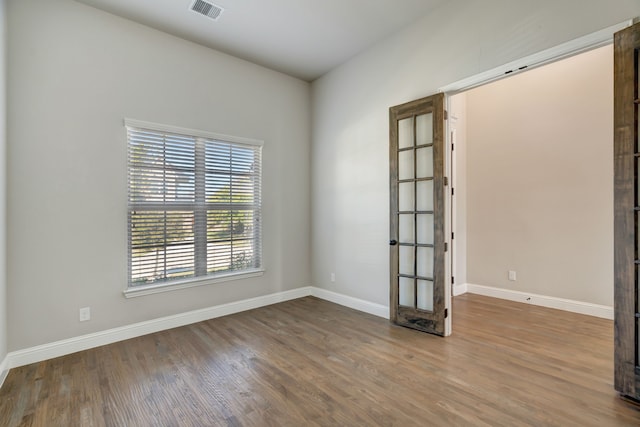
126, 119, 262, 291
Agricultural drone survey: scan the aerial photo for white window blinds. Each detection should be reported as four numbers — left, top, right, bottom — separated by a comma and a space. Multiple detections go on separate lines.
126, 120, 262, 288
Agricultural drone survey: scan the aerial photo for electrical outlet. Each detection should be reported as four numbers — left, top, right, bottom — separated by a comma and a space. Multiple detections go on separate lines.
330, 273, 335, 283
508, 270, 517, 281
79, 307, 91, 322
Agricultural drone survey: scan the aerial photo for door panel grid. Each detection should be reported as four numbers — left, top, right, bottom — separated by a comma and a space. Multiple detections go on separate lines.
390, 94, 446, 336
397, 113, 435, 312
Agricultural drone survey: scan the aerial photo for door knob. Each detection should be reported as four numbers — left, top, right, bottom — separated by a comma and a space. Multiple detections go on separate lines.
389, 240, 398, 246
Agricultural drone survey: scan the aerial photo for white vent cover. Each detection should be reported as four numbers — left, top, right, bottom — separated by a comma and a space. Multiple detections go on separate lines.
190, 0, 224, 21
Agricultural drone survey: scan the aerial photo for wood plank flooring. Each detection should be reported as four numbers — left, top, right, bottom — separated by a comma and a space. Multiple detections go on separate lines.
1, 294, 639, 426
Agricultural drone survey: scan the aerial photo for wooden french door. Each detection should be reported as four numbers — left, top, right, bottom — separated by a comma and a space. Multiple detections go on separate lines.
389, 94, 448, 336
614, 21, 640, 402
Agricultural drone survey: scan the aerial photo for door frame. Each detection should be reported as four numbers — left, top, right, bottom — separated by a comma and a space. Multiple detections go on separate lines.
439, 20, 630, 322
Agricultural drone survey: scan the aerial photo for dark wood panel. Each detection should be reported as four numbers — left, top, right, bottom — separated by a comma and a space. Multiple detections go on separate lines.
614, 22, 640, 400
2, 295, 640, 426
432, 93, 446, 332
389, 101, 400, 324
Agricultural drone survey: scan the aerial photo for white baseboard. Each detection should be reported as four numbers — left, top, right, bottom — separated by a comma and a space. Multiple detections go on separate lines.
0, 353, 8, 390
2, 286, 390, 372
452, 283, 468, 296
466, 283, 613, 320
6, 287, 313, 370
311, 287, 389, 319
0, 283, 614, 374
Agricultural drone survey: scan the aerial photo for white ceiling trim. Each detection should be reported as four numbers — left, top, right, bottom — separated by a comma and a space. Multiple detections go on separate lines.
439, 20, 632, 94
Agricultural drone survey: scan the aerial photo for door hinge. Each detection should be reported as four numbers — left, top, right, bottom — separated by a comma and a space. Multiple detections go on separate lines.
444, 176, 449, 186
451, 276, 455, 284
451, 143, 454, 151
444, 110, 448, 120
451, 232, 454, 240
444, 242, 448, 252
452, 187, 454, 196
444, 308, 448, 318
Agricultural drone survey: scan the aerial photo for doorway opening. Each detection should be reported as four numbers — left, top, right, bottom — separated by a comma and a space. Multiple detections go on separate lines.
446, 43, 615, 320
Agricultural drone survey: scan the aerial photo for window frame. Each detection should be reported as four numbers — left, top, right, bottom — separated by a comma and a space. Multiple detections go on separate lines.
123, 118, 264, 298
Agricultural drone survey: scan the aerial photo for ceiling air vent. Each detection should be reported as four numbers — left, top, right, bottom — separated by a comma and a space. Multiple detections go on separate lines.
190, 0, 224, 21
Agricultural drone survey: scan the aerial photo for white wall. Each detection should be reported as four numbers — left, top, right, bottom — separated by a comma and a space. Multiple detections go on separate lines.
7, 0, 311, 351
311, 0, 639, 307
0, 0, 7, 368
465, 45, 614, 306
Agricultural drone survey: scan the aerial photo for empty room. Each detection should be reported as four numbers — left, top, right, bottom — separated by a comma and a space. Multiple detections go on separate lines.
2, 0, 640, 425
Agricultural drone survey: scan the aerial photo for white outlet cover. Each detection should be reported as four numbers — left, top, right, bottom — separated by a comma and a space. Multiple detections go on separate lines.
79, 307, 91, 321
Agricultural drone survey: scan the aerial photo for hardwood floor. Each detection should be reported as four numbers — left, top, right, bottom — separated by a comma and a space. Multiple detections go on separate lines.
1, 294, 639, 426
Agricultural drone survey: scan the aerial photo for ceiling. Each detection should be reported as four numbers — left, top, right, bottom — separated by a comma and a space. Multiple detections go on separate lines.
74, 0, 445, 81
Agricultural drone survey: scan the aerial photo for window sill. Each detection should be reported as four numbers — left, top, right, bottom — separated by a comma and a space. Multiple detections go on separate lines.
123, 269, 265, 299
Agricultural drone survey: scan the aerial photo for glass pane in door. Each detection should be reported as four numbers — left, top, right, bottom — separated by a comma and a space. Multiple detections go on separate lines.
416, 113, 433, 145
399, 277, 414, 307
417, 280, 434, 311
399, 214, 414, 243
416, 180, 434, 211
399, 246, 414, 276
417, 246, 434, 278
399, 150, 414, 180
398, 117, 414, 149
416, 214, 434, 245
416, 147, 434, 178
399, 182, 414, 211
